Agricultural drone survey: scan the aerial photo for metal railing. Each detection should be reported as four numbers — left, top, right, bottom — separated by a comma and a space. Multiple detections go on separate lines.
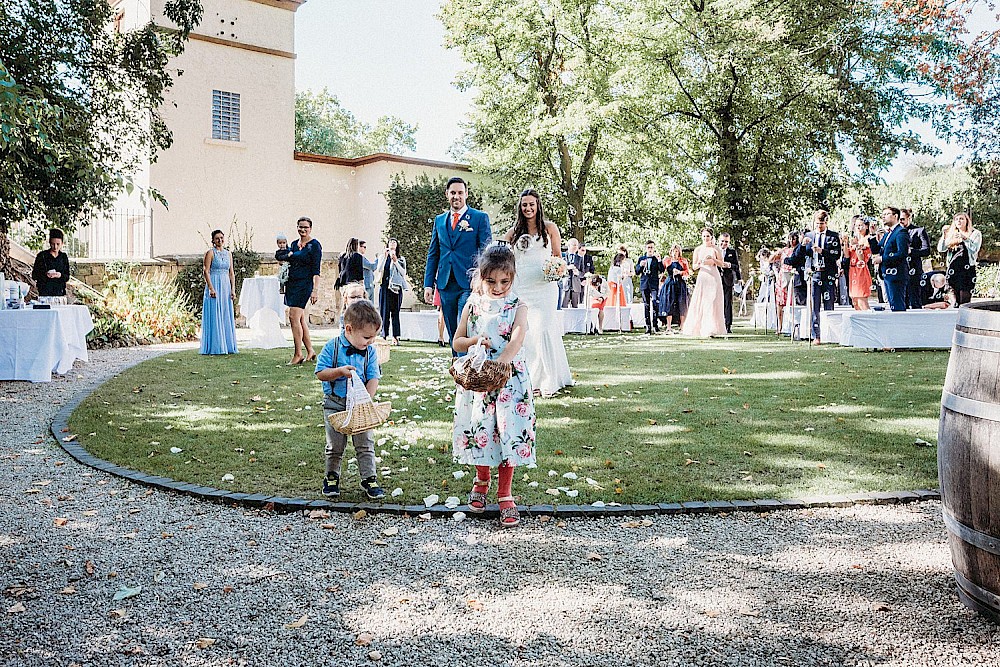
10, 210, 152, 259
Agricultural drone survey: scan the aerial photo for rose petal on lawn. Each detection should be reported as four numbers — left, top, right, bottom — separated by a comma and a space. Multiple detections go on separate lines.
195, 638, 217, 649
192, 582, 208, 591
7, 603, 26, 614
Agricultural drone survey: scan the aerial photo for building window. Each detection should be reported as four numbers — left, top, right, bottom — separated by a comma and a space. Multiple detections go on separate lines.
212, 90, 240, 141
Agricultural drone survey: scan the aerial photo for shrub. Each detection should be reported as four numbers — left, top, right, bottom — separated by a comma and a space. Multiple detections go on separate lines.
175, 219, 261, 313
975, 262, 999, 299
384, 174, 484, 293
84, 261, 198, 347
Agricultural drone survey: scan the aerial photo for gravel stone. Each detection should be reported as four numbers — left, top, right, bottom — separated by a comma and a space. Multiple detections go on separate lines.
2, 346, 999, 666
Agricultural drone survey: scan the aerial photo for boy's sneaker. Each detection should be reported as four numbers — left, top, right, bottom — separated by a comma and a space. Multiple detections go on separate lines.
322, 474, 340, 498
361, 476, 386, 500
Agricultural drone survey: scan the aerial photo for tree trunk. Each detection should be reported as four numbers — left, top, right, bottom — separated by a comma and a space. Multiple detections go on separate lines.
0, 229, 12, 279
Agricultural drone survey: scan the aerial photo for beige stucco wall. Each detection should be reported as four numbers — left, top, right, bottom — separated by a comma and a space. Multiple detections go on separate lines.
132, 0, 488, 267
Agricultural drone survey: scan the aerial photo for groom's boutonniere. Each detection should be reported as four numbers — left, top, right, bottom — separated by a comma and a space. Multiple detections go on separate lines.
458, 219, 471, 232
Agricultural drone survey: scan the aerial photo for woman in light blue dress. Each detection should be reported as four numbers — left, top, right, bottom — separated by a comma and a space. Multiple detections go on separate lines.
200, 229, 238, 355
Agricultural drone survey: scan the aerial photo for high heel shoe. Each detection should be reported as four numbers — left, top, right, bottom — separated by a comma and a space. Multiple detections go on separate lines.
305, 351, 317, 362
287, 356, 304, 366
437, 339, 446, 347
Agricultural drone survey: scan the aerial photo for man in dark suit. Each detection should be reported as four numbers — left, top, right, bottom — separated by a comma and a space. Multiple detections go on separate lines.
718, 233, 742, 333
636, 240, 662, 334
423, 177, 493, 353
900, 208, 930, 309
561, 238, 594, 308
799, 210, 841, 343
875, 206, 909, 312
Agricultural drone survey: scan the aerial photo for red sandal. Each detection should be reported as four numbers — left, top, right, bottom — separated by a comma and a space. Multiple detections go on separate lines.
498, 496, 520, 528
468, 478, 490, 513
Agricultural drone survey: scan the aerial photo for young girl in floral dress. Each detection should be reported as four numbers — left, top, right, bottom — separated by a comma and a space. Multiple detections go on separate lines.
452, 244, 536, 528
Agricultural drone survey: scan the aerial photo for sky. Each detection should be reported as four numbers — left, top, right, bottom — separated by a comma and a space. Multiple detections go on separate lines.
294, 0, 992, 182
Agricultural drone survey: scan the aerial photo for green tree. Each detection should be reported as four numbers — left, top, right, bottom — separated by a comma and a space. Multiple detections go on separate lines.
294, 88, 417, 157
443, 0, 997, 252
442, 0, 656, 243
0, 0, 203, 275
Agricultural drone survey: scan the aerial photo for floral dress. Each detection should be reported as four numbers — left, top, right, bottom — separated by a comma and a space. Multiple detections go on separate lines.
453, 294, 537, 467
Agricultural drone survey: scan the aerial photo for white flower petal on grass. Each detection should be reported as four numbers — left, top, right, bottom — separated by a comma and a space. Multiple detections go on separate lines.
586, 478, 600, 486
423, 494, 440, 508
528, 481, 539, 488
391, 488, 403, 498
548, 470, 558, 477
591, 501, 606, 508
444, 496, 461, 509
452, 471, 466, 480
562, 472, 578, 480
221, 474, 235, 482
169, 447, 183, 454
545, 488, 560, 496
566, 490, 580, 498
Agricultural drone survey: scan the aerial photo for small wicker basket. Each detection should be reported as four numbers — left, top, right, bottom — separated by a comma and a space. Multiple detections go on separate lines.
328, 401, 392, 435
373, 338, 392, 365
449, 344, 513, 392
327, 370, 391, 435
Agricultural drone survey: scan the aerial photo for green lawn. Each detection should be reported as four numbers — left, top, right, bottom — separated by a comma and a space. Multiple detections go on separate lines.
69, 328, 947, 505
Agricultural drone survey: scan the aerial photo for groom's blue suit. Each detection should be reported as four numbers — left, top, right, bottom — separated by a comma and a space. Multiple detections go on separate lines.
424, 207, 492, 353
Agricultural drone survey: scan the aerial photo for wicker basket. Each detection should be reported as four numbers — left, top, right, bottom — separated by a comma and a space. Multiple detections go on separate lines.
328, 400, 392, 435
450, 356, 512, 392
373, 338, 391, 365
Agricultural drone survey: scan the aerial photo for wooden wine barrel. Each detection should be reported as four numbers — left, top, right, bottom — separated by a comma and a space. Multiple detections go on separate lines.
939, 300, 1000, 623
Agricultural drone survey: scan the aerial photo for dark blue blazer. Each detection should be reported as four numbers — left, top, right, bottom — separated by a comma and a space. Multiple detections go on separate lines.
803, 230, 841, 279
636, 254, 662, 292
424, 207, 492, 291
879, 224, 909, 280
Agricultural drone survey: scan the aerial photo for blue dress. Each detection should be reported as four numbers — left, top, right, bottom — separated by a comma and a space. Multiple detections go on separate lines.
278, 239, 322, 309
658, 260, 690, 320
200, 248, 238, 355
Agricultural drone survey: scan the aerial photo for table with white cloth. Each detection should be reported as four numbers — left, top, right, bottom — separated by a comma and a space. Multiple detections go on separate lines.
0, 305, 94, 382
780, 305, 853, 339
238, 276, 285, 322
837, 308, 959, 349
560, 306, 634, 333
398, 311, 440, 342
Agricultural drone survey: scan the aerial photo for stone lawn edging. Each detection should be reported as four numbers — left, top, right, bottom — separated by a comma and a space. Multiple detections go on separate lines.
52, 362, 942, 519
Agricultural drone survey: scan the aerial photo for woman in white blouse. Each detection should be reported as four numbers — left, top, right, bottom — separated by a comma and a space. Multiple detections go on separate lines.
937, 212, 982, 306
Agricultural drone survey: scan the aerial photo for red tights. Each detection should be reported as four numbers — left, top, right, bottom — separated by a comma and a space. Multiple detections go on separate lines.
476, 463, 515, 508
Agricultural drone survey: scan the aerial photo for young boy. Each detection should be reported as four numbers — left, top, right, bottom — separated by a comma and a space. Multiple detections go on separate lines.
315, 300, 385, 499
275, 233, 289, 294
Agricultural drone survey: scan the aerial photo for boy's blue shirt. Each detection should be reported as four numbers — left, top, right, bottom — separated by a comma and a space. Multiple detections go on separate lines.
315, 333, 381, 398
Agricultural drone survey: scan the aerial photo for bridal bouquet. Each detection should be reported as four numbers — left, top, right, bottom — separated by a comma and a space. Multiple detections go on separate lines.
542, 256, 568, 282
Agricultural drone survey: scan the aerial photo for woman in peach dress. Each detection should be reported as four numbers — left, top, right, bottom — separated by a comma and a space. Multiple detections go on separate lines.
844, 216, 873, 310
682, 228, 727, 337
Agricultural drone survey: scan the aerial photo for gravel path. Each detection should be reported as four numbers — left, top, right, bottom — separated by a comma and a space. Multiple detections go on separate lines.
2, 348, 998, 667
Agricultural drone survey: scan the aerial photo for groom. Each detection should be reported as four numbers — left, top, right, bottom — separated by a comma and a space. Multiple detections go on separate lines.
424, 177, 493, 354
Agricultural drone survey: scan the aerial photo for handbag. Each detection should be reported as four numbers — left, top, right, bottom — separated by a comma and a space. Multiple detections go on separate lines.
449, 342, 513, 392
327, 370, 391, 435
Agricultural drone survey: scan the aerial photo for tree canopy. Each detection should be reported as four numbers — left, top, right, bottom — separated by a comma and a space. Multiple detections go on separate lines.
0, 1, 202, 234
441, 0, 1000, 251
295, 88, 418, 158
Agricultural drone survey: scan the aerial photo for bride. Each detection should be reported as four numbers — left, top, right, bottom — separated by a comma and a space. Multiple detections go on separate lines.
682, 227, 727, 337
504, 188, 573, 396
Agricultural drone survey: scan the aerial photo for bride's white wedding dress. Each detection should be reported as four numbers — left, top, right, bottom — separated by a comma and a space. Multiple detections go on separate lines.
513, 235, 573, 396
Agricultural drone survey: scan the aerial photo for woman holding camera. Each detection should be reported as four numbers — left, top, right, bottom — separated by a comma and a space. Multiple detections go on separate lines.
376, 239, 408, 344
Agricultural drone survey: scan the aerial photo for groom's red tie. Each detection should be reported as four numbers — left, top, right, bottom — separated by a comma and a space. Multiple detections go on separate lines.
452, 212, 459, 230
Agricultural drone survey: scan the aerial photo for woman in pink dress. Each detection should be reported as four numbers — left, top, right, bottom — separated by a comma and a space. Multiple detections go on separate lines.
682, 228, 727, 337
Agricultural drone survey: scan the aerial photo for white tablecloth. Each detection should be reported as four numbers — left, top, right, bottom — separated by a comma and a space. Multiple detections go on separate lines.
239, 277, 285, 322
561, 306, 634, 333
751, 301, 778, 330
838, 309, 959, 349
0, 305, 94, 382
398, 311, 440, 342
